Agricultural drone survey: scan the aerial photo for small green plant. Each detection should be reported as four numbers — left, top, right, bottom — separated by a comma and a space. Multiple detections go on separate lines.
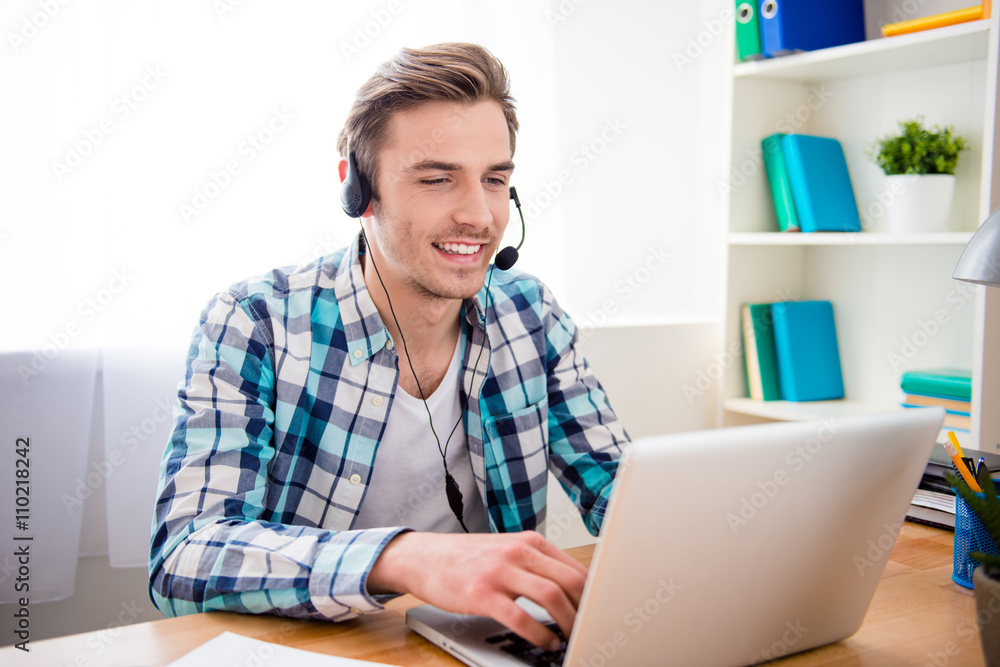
947, 467, 1000, 575
867, 117, 968, 176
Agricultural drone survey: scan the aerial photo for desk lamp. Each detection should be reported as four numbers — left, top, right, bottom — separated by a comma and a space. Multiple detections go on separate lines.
954, 207, 1000, 286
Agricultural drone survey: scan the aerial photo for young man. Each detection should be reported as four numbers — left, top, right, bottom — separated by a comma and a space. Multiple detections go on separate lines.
149, 43, 628, 652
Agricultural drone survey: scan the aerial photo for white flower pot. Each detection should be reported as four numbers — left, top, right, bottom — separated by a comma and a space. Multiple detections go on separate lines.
885, 174, 956, 233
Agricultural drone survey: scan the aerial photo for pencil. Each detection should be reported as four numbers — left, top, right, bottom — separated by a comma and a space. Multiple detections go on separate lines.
881, 6, 983, 37
948, 431, 966, 458
945, 440, 983, 493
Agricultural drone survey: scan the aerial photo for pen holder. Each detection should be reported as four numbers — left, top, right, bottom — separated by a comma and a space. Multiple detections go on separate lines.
953, 481, 1000, 590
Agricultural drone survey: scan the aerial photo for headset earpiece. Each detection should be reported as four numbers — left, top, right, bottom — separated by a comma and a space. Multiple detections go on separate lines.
341, 151, 372, 218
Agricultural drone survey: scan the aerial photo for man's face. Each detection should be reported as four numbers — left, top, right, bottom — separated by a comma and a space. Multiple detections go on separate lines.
365, 100, 514, 302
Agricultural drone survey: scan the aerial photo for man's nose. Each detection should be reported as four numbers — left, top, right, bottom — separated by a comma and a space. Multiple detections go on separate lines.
452, 181, 493, 228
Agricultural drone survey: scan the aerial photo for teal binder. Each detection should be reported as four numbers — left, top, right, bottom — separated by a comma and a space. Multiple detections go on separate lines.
771, 300, 844, 402
735, 2, 764, 61
741, 303, 782, 400
780, 134, 862, 233
762, 134, 800, 232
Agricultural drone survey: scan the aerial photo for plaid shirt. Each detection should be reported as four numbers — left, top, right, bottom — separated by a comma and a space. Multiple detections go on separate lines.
148, 233, 627, 622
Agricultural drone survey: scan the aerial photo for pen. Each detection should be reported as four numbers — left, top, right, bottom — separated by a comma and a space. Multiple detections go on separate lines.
977, 457, 986, 480
944, 439, 982, 493
963, 457, 977, 477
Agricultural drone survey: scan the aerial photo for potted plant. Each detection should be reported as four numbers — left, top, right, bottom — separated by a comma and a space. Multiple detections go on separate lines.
947, 466, 1000, 665
866, 117, 968, 233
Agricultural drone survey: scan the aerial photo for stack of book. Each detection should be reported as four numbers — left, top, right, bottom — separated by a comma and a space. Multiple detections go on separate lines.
761, 134, 861, 233
741, 300, 844, 402
900, 368, 972, 433
907, 443, 1000, 530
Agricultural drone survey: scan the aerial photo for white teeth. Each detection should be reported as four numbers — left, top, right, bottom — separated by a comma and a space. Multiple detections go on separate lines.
435, 242, 482, 255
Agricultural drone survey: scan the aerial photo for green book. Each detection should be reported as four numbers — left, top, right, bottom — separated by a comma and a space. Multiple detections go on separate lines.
735, 1, 764, 61
741, 303, 781, 401
900, 368, 972, 402
761, 134, 800, 232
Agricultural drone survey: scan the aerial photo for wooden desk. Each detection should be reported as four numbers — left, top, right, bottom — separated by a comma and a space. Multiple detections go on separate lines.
8, 523, 985, 666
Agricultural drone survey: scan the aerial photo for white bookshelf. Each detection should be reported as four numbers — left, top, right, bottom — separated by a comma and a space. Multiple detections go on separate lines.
733, 20, 990, 82
720, 8, 1000, 453
723, 398, 903, 422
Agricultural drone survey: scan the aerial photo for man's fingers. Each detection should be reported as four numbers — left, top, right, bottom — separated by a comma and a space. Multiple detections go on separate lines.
512, 534, 588, 608
533, 535, 589, 576
490, 595, 565, 653
499, 569, 577, 642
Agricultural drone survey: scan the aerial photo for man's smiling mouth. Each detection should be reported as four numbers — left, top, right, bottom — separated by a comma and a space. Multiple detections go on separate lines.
433, 242, 483, 255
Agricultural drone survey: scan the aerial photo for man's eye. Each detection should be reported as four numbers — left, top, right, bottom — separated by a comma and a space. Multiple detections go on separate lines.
420, 178, 448, 185
484, 177, 506, 186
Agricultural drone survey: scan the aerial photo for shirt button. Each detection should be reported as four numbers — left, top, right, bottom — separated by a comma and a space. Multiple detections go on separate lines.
349, 473, 362, 485
353, 349, 362, 359
350, 606, 363, 616
385, 339, 394, 351
372, 396, 384, 407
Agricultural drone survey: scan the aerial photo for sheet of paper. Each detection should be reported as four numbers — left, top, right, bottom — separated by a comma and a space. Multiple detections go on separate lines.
165, 631, 394, 666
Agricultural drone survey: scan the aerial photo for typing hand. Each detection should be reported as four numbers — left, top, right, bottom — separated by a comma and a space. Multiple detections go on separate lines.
368, 531, 587, 652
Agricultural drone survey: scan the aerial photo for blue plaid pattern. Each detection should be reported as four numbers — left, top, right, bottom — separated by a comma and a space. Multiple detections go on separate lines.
149, 233, 627, 621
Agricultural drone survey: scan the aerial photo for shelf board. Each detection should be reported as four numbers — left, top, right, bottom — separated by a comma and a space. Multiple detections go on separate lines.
728, 232, 974, 246
724, 397, 904, 421
733, 20, 990, 82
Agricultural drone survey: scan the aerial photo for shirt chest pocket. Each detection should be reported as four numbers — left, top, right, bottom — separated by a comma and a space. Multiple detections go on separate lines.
482, 397, 549, 513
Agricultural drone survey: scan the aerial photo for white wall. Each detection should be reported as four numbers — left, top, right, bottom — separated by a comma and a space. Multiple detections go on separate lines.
548, 0, 731, 327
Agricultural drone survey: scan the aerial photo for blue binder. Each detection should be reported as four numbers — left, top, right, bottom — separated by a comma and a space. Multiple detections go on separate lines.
771, 301, 844, 402
780, 134, 861, 233
759, 0, 866, 57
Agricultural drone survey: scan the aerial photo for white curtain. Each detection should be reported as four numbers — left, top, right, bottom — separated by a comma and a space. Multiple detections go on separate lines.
0, 351, 97, 603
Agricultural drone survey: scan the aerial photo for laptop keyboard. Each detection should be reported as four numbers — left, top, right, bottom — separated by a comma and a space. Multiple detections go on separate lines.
486, 622, 567, 667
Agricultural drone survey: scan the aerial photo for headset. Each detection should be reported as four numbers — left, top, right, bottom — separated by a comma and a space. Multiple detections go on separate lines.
340, 150, 526, 532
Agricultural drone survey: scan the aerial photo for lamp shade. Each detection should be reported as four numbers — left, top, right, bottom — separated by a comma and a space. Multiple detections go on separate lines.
954, 207, 1000, 287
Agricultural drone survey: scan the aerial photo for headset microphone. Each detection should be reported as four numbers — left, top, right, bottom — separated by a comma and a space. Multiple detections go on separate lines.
495, 187, 525, 271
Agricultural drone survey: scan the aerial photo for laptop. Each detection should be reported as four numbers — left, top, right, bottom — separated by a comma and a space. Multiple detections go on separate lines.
406, 408, 945, 666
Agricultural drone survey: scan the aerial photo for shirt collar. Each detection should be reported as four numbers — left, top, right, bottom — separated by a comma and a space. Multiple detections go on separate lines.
333, 233, 390, 366
334, 232, 488, 366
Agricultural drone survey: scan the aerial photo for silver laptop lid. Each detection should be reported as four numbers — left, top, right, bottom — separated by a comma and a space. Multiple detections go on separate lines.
564, 408, 943, 666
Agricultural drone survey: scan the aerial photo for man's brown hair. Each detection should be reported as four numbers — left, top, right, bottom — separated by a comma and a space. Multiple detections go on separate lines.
336, 42, 519, 200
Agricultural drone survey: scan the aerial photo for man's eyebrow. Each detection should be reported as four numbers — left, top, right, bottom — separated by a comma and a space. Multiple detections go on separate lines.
487, 160, 515, 172
405, 160, 462, 173
403, 159, 516, 174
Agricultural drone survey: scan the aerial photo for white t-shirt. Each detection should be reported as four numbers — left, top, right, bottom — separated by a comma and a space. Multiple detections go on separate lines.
352, 334, 490, 533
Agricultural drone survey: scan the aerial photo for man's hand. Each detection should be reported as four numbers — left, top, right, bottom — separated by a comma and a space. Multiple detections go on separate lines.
368, 531, 587, 652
